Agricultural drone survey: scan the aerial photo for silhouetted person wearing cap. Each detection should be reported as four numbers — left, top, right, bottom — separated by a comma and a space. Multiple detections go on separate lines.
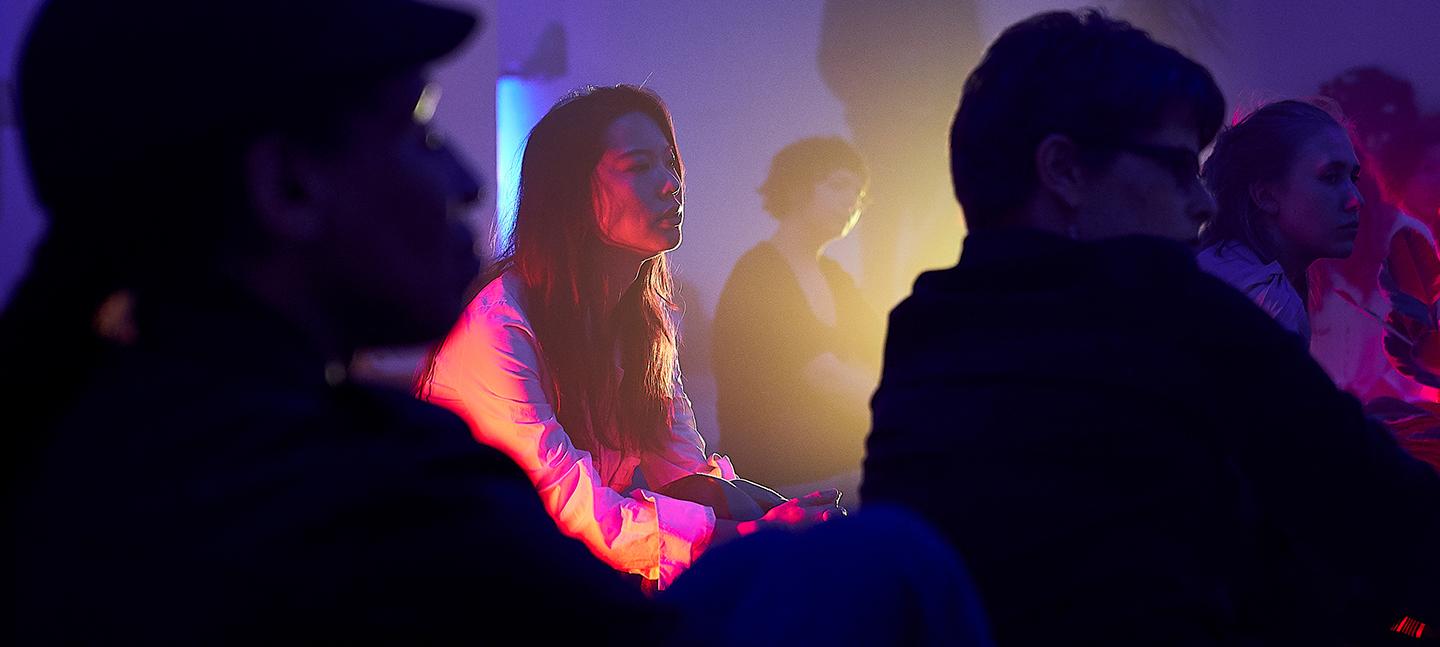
4, 0, 660, 642
861, 10, 1440, 645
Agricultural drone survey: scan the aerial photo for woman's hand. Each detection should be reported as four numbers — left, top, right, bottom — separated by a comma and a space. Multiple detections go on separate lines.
737, 489, 846, 535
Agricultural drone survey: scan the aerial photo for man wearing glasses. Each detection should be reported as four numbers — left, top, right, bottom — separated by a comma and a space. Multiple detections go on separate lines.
862, 9, 1440, 645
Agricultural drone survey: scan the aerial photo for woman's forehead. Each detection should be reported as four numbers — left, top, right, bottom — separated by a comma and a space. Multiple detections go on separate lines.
603, 112, 669, 150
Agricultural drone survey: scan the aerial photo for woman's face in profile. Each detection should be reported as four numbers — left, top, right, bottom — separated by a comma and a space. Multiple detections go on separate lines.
1267, 125, 1364, 262
591, 112, 684, 261
799, 168, 866, 242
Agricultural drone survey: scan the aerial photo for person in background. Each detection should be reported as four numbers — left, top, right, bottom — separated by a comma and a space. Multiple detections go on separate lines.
862, 9, 1440, 644
1195, 99, 1364, 343
1301, 68, 1440, 471
5, 0, 663, 641
1307, 67, 1439, 405
712, 136, 883, 501
419, 85, 843, 591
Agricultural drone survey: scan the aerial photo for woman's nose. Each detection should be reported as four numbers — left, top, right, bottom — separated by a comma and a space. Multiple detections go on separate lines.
661, 167, 681, 200
1345, 183, 1364, 213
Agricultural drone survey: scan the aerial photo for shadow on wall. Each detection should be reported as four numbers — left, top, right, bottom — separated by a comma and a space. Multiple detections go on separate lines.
818, 0, 980, 311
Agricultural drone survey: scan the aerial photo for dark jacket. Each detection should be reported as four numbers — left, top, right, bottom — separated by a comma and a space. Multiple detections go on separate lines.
9, 289, 661, 644
862, 229, 1440, 645
713, 243, 883, 488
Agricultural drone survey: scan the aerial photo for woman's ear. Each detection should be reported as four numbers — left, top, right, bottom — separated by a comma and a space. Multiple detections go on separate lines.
1035, 133, 1086, 211
1249, 180, 1281, 216
243, 135, 327, 243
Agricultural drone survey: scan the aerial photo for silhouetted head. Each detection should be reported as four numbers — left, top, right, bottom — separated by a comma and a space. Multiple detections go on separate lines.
1201, 100, 1363, 266
949, 10, 1223, 242
759, 137, 870, 244
16, 0, 482, 351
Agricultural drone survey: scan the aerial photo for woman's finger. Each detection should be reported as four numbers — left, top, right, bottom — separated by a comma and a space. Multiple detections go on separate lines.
799, 488, 841, 506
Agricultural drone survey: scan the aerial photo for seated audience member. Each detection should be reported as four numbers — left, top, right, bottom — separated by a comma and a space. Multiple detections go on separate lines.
861, 10, 1440, 645
1196, 99, 1363, 343
713, 136, 883, 500
1307, 68, 1439, 404
5, 0, 662, 641
419, 85, 843, 591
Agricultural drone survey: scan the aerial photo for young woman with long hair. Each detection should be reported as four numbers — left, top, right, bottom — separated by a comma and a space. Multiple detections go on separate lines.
418, 85, 841, 589
1197, 99, 1364, 343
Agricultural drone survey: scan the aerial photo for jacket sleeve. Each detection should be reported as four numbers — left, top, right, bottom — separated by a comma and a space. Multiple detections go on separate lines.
422, 302, 715, 588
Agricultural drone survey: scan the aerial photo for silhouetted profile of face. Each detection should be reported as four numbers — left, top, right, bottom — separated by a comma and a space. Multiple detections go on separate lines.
593, 112, 684, 262
301, 72, 481, 346
799, 168, 867, 243
1077, 108, 1216, 244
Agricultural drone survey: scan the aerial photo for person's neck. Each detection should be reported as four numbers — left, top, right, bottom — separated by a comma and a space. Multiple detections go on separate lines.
595, 245, 649, 322
225, 252, 351, 365
768, 220, 829, 266
1269, 241, 1314, 307
1261, 227, 1319, 305
1007, 197, 1074, 240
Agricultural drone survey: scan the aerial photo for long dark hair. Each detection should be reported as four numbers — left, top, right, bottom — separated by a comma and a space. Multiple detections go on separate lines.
1200, 99, 1348, 259
428, 85, 683, 454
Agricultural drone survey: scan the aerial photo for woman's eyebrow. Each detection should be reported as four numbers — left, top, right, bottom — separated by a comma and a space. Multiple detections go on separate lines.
613, 149, 657, 161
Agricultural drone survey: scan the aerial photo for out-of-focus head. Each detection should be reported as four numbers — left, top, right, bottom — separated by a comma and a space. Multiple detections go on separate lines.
1393, 118, 1440, 224
1318, 66, 1417, 165
1319, 67, 1440, 225
17, 0, 482, 348
1201, 100, 1362, 263
511, 85, 683, 265
949, 10, 1223, 242
759, 137, 870, 242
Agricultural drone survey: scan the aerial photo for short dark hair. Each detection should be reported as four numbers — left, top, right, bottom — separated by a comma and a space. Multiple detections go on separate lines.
949, 10, 1224, 230
757, 137, 869, 219
1199, 99, 1348, 258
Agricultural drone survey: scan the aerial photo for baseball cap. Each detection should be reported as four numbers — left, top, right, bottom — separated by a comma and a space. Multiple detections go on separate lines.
16, 0, 479, 213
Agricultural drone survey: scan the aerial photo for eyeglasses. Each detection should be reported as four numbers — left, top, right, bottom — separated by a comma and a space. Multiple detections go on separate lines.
1108, 142, 1202, 188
